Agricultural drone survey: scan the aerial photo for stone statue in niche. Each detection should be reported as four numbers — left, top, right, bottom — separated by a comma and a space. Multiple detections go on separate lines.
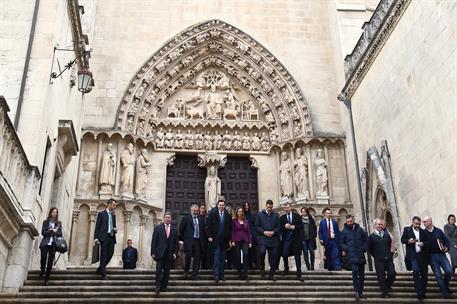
233, 131, 242, 151
156, 127, 165, 148
184, 130, 194, 149
126, 114, 134, 132
204, 131, 213, 150
206, 84, 223, 119
205, 165, 221, 209
251, 133, 261, 151
195, 133, 204, 150
120, 143, 135, 194
213, 131, 222, 150
174, 129, 184, 149
270, 128, 279, 142
280, 151, 293, 197
242, 132, 251, 151
99, 143, 116, 193
164, 129, 174, 149
261, 132, 270, 151
315, 149, 328, 196
135, 148, 151, 197
294, 147, 309, 199
222, 130, 232, 150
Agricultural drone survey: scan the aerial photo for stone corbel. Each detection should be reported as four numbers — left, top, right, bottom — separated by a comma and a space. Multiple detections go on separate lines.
197, 151, 227, 168
166, 155, 176, 167
249, 156, 258, 169
55, 120, 79, 178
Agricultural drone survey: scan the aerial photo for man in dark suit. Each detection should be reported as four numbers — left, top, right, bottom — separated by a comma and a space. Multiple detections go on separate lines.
207, 199, 232, 283
401, 216, 429, 299
151, 211, 179, 294
122, 239, 138, 269
255, 199, 280, 281
94, 198, 117, 279
179, 204, 206, 280
368, 218, 396, 298
318, 208, 341, 270
279, 203, 304, 281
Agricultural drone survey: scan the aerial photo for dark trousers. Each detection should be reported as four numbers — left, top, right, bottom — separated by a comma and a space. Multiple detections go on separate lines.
212, 241, 227, 278
234, 241, 249, 277
259, 243, 278, 274
430, 253, 453, 295
351, 262, 365, 293
97, 236, 115, 276
282, 238, 302, 276
374, 259, 396, 294
155, 249, 171, 290
324, 240, 341, 270
410, 255, 428, 296
302, 240, 315, 270
184, 239, 202, 277
248, 242, 258, 269
40, 245, 55, 279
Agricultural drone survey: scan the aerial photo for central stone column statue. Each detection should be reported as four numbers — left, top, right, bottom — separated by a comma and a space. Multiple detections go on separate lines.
198, 151, 227, 209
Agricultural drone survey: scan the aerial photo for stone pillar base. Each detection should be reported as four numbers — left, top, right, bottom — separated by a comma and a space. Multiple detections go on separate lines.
316, 195, 329, 204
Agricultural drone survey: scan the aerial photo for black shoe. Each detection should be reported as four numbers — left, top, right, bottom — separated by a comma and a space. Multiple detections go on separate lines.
159, 287, 167, 292
101, 275, 108, 280
298, 276, 304, 282
358, 293, 366, 299
155, 288, 160, 295
184, 272, 189, 279
388, 287, 393, 292
220, 276, 225, 281
440, 294, 450, 299
417, 294, 426, 300
191, 276, 197, 281
95, 268, 102, 275
355, 292, 360, 299
260, 270, 265, 278
282, 270, 289, 276
381, 293, 390, 298
447, 288, 453, 295
214, 276, 219, 283
269, 274, 276, 282
39, 272, 44, 278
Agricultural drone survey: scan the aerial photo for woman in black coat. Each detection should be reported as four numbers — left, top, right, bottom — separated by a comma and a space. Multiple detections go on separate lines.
39, 207, 62, 285
300, 207, 317, 270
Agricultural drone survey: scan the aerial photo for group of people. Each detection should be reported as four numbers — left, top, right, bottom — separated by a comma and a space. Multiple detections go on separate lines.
38, 198, 457, 301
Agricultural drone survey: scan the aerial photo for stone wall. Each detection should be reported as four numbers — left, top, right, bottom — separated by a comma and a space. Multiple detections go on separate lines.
341, 0, 457, 233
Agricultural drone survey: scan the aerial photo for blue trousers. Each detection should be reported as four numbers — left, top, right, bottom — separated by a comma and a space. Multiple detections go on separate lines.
351, 262, 365, 293
282, 238, 302, 276
259, 243, 278, 274
324, 240, 341, 270
212, 241, 227, 279
410, 255, 428, 296
430, 253, 452, 295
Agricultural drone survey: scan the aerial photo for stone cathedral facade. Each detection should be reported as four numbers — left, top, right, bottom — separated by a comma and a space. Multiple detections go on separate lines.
0, 0, 455, 292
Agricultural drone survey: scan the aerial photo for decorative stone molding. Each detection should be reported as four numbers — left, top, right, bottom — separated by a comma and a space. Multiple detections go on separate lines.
197, 151, 227, 168
67, 0, 90, 69
341, 0, 412, 98
115, 19, 313, 145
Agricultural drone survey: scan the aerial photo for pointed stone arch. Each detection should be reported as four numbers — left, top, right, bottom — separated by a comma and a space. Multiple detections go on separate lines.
115, 19, 313, 151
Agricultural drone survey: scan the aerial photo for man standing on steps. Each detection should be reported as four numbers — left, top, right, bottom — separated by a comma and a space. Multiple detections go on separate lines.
207, 198, 232, 283
179, 204, 206, 280
401, 216, 429, 299
255, 199, 280, 281
279, 203, 304, 281
122, 239, 138, 269
367, 218, 396, 298
318, 208, 341, 271
94, 198, 117, 279
340, 215, 368, 299
151, 212, 179, 295
423, 216, 453, 299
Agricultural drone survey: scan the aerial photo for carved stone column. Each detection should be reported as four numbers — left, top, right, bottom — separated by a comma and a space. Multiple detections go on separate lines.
305, 145, 314, 201
69, 210, 80, 261
95, 137, 103, 194
289, 146, 296, 200
86, 210, 98, 264
138, 214, 149, 266
123, 210, 133, 245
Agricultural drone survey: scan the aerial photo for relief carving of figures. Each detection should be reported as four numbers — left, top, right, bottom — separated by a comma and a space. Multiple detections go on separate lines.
242, 132, 252, 151
99, 143, 116, 193
174, 130, 184, 149
222, 130, 232, 150
135, 82, 148, 99
184, 130, 194, 149
205, 165, 221, 209
135, 149, 151, 197
164, 129, 174, 149
294, 147, 309, 199
195, 133, 204, 150
270, 128, 279, 142
213, 131, 222, 150
223, 88, 239, 120
120, 143, 135, 194
280, 152, 293, 197
206, 84, 222, 119
251, 133, 261, 151
233, 131, 242, 151
278, 108, 288, 124
315, 149, 328, 196
155, 127, 165, 148
204, 131, 213, 150
261, 132, 270, 151
167, 99, 183, 118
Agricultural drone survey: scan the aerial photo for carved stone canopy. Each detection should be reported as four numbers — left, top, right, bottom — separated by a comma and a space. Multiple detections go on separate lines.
116, 19, 313, 148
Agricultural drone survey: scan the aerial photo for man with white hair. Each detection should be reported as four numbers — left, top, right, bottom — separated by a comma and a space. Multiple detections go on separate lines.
367, 218, 396, 298
423, 216, 453, 299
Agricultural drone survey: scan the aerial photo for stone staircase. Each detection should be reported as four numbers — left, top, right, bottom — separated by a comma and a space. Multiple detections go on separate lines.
0, 268, 455, 303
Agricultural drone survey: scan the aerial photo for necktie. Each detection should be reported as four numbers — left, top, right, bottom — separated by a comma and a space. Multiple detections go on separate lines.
220, 212, 223, 222
108, 211, 113, 236
328, 220, 331, 240
166, 224, 170, 239
288, 213, 291, 224
194, 217, 199, 238
380, 231, 384, 238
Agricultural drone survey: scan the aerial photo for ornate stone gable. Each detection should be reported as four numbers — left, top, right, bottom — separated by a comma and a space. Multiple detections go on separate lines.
115, 19, 313, 152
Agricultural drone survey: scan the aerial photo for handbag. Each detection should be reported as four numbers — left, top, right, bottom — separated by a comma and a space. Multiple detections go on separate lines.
54, 236, 68, 253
